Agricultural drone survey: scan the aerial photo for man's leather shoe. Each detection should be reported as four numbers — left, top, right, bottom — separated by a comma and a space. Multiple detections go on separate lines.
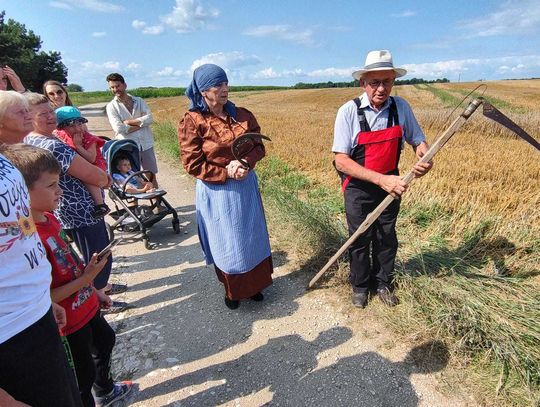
377, 288, 399, 307
352, 292, 368, 308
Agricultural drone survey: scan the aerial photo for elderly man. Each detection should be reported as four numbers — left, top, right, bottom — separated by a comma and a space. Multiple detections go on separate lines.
333, 50, 432, 308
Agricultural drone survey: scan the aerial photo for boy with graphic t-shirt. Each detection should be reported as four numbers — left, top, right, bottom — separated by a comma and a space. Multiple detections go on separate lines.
2, 144, 133, 407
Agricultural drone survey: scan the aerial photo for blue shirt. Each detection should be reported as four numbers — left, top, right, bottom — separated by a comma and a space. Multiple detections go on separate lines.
332, 94, 425, 154
25, 135, 97, 229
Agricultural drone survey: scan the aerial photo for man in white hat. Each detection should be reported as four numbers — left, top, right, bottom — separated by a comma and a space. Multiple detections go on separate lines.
332, 50, 432, 308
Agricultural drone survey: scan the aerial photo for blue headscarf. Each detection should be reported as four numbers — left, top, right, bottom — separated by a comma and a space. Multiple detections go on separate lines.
185, 64, 237, 119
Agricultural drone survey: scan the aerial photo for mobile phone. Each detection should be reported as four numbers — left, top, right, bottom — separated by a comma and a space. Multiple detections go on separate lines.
96, 239, 120, 261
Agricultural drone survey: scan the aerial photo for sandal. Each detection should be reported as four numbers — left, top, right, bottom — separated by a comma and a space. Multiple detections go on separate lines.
104, 283, 127, 295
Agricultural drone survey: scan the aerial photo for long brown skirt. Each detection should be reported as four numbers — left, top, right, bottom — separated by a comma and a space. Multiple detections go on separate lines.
214, 256, 273, 300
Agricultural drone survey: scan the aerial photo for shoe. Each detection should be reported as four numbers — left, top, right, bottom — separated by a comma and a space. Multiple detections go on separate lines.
224, 297, 240, 309
351, 291, 368, 308
104, 283, 128, 295
93, 204, 110, 219
250, 292, 264, 301
95, 381, 133, 407
377, 288, 399, 307
101, 301, 134, 314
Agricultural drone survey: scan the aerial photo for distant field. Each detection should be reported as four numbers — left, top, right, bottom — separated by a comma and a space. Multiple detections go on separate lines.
148, 79, 540, 405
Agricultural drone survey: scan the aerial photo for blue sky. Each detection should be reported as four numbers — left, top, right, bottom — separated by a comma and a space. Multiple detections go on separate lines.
2, 0, 540, 91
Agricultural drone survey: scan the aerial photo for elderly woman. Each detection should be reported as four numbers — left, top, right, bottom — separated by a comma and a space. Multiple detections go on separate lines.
43, 80, 73, 108
23, 92, 128, 313
0, 91, 82, 406
178, 64, 273, 309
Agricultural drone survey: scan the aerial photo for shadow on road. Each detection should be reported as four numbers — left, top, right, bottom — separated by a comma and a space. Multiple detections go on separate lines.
138, 334, 448, 406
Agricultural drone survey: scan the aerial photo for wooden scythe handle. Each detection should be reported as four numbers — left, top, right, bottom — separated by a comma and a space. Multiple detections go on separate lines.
307, 98, 484, 289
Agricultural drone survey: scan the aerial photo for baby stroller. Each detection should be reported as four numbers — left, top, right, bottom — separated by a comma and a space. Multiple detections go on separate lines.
102, 139, 180, 249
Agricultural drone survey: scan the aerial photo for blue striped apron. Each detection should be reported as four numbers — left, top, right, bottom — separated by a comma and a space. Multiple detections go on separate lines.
196, 171, 271, 274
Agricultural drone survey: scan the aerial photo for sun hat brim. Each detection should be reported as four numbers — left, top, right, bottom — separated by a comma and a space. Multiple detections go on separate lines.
352, 66, 407, 80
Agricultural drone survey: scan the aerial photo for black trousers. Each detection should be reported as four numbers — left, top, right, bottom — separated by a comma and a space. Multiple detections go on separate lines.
344, 183, 400, 293
0, 307, 83, 407
67, 311, 116, 407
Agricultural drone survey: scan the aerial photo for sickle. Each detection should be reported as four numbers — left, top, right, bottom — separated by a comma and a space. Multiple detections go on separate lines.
231, 133, 272, 168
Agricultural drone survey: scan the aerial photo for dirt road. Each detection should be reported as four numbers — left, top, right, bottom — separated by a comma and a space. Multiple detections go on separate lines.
87, 106, 474, 407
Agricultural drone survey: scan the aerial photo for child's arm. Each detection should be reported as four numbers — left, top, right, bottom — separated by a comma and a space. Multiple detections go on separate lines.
50, 252, 110, 303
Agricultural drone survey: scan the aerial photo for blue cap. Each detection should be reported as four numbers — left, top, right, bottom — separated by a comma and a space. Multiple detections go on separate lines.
55, 106, 88, 127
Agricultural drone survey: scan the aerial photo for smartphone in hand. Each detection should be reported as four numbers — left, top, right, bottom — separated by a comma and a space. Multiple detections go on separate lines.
96, 239, 120, 261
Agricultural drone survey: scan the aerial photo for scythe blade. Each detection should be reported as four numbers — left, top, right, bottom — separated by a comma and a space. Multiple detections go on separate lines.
482, 101, 540, 152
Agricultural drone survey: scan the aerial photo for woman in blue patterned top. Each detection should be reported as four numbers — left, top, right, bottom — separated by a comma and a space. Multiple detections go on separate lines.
23, 93, 122, 310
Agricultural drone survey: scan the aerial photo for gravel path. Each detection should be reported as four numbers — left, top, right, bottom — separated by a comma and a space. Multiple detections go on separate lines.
85, 105, 475, 407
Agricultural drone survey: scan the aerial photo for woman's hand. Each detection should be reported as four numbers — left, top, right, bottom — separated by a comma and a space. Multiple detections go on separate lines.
226, 160, 249, 180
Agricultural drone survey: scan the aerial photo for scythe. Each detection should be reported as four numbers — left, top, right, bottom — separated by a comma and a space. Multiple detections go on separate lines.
307, 97, 540, 289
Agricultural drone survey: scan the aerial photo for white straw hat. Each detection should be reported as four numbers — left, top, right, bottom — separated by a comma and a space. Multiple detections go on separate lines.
352, 50, 407, 80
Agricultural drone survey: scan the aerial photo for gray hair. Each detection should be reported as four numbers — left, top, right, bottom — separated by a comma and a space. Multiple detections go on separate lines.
0, 90, 28, 120
24, 92, 50, 106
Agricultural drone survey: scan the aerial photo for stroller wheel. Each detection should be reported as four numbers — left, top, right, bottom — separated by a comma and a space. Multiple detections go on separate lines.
172, 219, 180, 234
144, 238, 155, 250
106, 223, 115, 241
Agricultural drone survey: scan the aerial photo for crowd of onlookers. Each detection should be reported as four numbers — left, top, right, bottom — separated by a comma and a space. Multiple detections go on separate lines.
0, 66, 159, 407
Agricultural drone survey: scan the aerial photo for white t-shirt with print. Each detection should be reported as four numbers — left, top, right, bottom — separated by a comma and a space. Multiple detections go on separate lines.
0, 153, 52, 344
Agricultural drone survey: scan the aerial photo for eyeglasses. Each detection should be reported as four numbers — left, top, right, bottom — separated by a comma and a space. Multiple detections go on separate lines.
366, 79, 394, 88
47, 90, 64, 96
60, 118, 87, 128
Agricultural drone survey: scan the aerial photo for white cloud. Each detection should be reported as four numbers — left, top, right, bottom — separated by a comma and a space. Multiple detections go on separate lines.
49, 0, 123, 12
160, 0, 219, 33
142, 25, 164, 35
460, 0, 540, 37
80, 61, 121, 71
132, 20, 147, 30
244, 25, 315, 46
132, 0, 218, 35
404, 54, 540, 79
126, 62, 140, 71
252, 66, 356, 80
155, 66, 190, 78
252, 68, 281, 79
307, 67, 358, 78
49, 2, 72, 10
132, 20, 164, 35
191, 51, 261, 71
92, 31, 106, 37
391, 10, 417, 18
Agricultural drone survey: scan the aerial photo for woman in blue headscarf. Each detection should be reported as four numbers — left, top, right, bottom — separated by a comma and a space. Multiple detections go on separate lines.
178, 64, 273, 309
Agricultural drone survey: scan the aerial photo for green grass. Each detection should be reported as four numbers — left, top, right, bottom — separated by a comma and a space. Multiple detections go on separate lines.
152, 120, 179, 159
414, 84, 463, 107
153, 119, 540, 406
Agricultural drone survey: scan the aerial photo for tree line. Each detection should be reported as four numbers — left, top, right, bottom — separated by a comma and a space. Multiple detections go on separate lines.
293, 77, 450, 89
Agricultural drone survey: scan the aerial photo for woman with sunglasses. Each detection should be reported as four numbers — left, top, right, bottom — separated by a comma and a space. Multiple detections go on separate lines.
43, 80, 73, 108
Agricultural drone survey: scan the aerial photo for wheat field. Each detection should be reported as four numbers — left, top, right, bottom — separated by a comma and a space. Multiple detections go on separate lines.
148, 81, 540, 404
149, 81, 540, 276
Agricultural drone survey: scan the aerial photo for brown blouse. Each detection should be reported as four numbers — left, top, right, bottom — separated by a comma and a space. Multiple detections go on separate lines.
177, 107, 265, 183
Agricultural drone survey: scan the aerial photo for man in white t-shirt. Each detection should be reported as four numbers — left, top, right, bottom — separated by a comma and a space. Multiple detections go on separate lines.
0, 90, 82, 406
